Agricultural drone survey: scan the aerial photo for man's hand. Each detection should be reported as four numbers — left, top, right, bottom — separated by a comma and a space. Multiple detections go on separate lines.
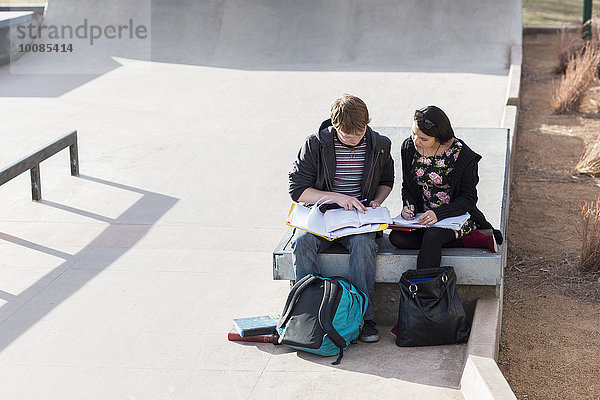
332, 193, 367, 213
297, 188, 368, 213
370, 200, 381, 209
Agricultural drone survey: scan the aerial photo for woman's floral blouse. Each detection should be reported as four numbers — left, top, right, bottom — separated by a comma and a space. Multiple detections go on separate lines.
412, 139, 476, 237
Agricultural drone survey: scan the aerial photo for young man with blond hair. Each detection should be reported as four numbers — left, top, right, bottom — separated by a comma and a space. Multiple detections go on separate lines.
288, 94, 394, 342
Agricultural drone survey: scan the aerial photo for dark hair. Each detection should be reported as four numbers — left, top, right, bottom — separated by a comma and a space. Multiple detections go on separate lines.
414, 105, 455, 143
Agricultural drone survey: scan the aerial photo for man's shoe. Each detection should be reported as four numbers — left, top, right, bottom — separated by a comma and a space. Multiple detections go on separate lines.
359, 319, 380, 343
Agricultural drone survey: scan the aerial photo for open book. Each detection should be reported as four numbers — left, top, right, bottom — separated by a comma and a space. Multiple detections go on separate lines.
323, 206, 392, 232
286, 199, 391, 240
390, 212, 470, 231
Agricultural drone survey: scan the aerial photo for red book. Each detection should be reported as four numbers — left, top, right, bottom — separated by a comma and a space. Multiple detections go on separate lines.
227, 328, 276, 343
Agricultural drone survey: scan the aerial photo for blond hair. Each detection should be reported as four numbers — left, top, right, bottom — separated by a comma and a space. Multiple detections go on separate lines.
330, 94, 370, 135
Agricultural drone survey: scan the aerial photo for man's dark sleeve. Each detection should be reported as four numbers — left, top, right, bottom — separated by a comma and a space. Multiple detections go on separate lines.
288, 135, 318, 202
378, 137, 394, 189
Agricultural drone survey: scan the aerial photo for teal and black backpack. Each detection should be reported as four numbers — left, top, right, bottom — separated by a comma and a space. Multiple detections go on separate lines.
276, 274, 368, 364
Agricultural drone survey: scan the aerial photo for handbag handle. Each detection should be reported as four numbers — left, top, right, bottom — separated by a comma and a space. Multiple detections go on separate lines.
409, 274, 452, 324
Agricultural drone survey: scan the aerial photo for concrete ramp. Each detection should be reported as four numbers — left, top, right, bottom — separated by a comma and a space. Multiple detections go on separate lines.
12, 0, 522, 72
3, 0, 521, 126
150, 0, 520, 72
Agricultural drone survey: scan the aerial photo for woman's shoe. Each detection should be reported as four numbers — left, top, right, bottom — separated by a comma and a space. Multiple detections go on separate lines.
462, 229, 498, 253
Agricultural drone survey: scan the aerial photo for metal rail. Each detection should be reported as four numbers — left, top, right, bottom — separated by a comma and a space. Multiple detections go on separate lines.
0, 131, 79, 201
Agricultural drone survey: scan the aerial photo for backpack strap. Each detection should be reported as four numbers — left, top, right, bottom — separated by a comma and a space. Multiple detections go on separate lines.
277, 274, 318, 330
318, 279, 347, 365
331, 276, 369, 318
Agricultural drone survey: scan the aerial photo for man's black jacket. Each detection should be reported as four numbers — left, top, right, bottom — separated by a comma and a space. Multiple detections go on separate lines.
289, 119, 394, 204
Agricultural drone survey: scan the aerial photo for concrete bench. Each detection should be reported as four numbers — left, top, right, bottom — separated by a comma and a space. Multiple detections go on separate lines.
273, 127, 510, 323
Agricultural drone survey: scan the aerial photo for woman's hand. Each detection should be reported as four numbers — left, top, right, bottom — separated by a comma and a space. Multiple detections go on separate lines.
401, 204, 415, 220
418, 210, 438, 225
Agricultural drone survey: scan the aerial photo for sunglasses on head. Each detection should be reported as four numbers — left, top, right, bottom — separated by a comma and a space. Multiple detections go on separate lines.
414, 110, 436, 130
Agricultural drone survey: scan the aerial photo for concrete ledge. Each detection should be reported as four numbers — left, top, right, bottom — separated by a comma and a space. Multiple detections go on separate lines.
0, 4, 46, 15
502, 42, 520, 164
461, 355, 517, 400
502, 106, 517, 139
460, 298, 516, 399
0, 10, 33, 28
523, 24, 578, 34
465, 297, 501, 360
501, 104, 518, 236
274, 230, 503, 285
504, 44, 521, 107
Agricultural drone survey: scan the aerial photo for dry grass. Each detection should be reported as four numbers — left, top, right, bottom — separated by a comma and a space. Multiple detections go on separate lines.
579, 198, 600, 272
576, 133, 600, 174
555, 21, 600, 74
552, 42, 600, 113
555, 27, 586, 74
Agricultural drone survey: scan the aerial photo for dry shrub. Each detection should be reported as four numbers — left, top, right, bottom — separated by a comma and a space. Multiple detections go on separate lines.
555, 27, 586, 74
555, 20, 600, 74
552, 42, 600, 113
579, 198, 600, 272
576, 133, 600, 174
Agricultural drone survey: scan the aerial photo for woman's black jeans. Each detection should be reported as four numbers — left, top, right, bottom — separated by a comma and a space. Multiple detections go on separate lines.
389, 227, 464, 269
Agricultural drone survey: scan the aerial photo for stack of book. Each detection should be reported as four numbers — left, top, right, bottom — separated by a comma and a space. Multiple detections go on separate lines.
228, 314, 280, 343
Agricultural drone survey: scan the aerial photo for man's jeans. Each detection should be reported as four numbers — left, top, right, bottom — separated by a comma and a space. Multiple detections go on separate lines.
290, 230, 378, 321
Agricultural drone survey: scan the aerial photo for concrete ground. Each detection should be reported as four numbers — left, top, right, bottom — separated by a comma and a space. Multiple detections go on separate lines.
0, 1, 520, 398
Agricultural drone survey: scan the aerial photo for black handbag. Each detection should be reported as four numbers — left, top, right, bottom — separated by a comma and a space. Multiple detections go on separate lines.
395, 266, 470, 347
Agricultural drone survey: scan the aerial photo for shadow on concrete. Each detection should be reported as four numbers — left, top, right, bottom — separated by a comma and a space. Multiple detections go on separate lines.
0, 174, 179, 352
0, 231, 73, 259
0, 71, 116, 97
233, 328, 464, 388
40, 199, 116, 223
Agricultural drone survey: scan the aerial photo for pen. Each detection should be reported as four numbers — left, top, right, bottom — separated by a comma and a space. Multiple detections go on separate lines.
405, 200, 414, 219
357, 198, 369, 213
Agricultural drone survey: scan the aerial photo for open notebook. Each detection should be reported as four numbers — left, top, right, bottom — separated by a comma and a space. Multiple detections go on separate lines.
390, 212, 470, 231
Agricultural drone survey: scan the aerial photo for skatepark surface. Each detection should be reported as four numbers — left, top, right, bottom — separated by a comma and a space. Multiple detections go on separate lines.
0, 1, 520, 398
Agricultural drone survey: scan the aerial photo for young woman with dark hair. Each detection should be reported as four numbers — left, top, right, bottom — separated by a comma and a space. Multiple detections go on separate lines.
389, 106, 503, 269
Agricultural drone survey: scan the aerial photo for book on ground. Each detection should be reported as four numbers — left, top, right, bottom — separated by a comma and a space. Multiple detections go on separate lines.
286, 199, 390, 241
227, 328, 276, 343
232, 314, 280, 337
390, 212, 470, 231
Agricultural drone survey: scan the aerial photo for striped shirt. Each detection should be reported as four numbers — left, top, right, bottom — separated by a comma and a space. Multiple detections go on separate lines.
332, 133, 367, 198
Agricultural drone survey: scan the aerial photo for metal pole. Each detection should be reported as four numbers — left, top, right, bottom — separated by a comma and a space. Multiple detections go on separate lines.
583, 0, 593, 40
69, 133, 79, 176
30, 164, 41, 201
